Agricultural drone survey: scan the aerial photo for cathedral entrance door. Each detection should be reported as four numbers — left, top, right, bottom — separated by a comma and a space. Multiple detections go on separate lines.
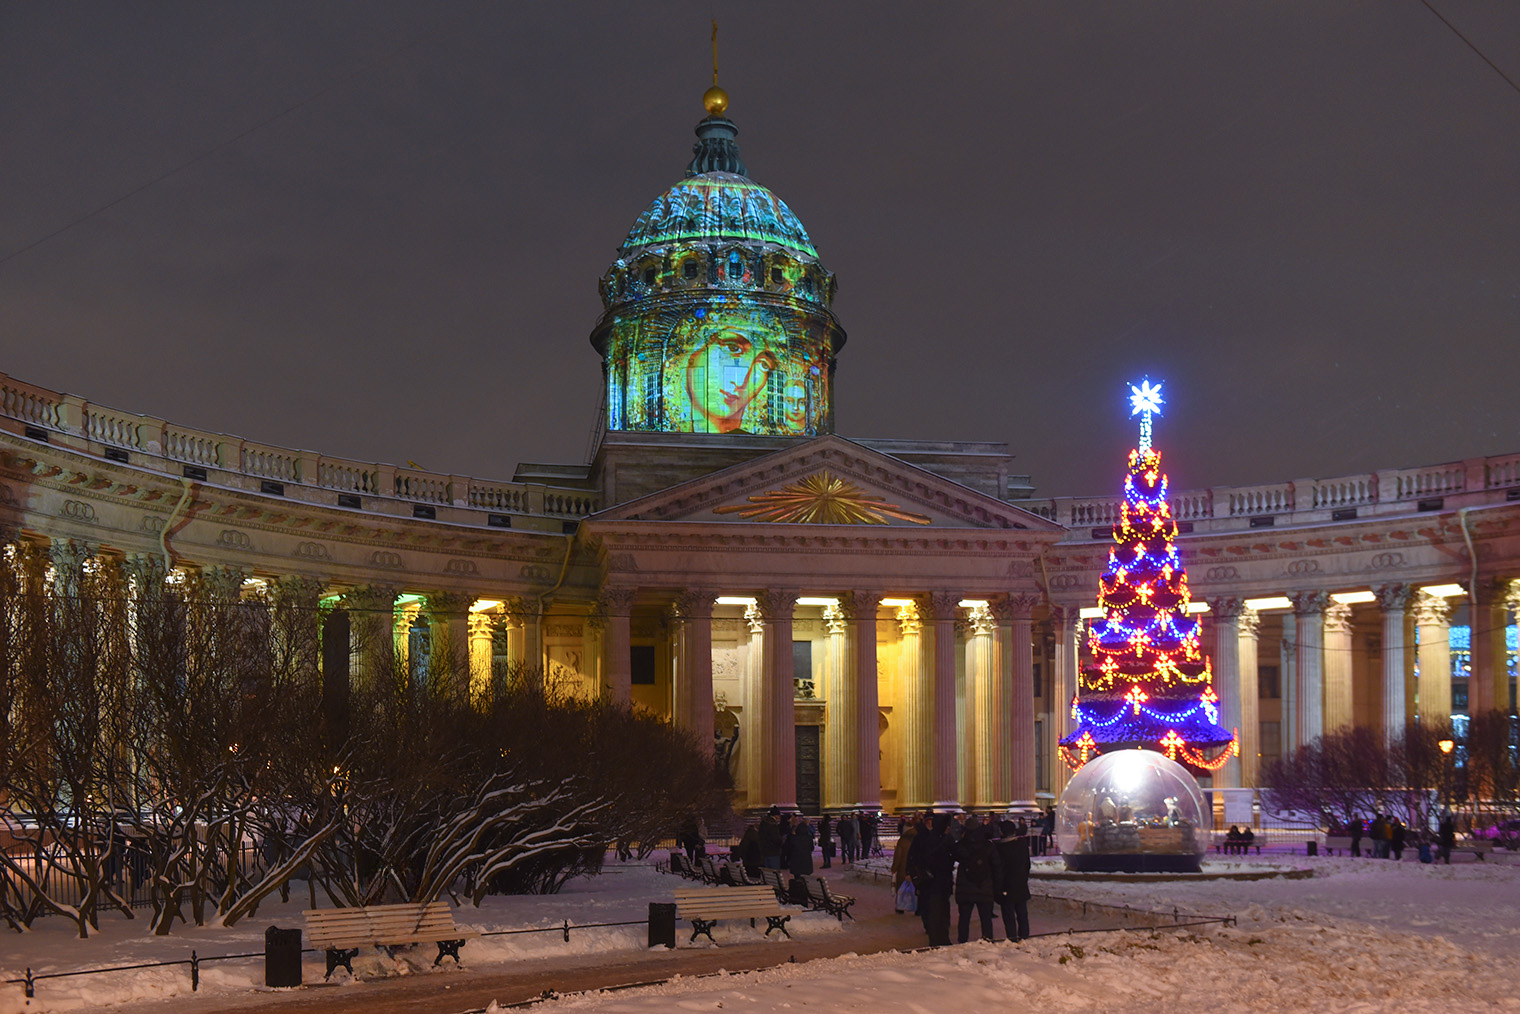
795, 725, 821, 815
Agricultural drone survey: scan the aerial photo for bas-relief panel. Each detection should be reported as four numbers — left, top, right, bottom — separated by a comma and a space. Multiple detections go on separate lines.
547, 644, 590, 699
713, 645, 744, 686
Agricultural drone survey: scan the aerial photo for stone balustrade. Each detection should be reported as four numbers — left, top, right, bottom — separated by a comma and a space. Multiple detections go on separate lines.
1019, 455, 1520, 536
0, 370, 601, 522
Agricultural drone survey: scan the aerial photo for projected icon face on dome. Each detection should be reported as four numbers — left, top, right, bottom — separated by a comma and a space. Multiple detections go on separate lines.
684, 325, 780, 433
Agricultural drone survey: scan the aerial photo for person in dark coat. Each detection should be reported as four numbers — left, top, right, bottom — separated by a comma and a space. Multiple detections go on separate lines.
787, 818, 816, 877
819, 814, 835, 869
994, 819, 1032, 941
953, 820, 1002, 943
1390, 817, 1407, 861
739, 822, 762, 879
859, 811, 877, 859
839, 812, 859, 864
1437, 811, 1456, 864
908, 812, 955, 946
1349, 816, 1363, 857
758, 813, 784, 870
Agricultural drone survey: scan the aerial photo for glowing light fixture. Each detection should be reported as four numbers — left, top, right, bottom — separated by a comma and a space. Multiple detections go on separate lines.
1331, 590, 1377, 604
1421, 584, 1467, 598
796, 596, 838, 607
880, 598, 915, 607
716, 596, 757, 606
1080, 606, 1104, 619
470, 599, 503, 612
1186, 601, 1210, 614
958, 599, 988, 608
1243, 596, 1293, 611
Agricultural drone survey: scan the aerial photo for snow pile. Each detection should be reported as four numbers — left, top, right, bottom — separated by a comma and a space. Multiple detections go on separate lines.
536, 919, 1512, 1014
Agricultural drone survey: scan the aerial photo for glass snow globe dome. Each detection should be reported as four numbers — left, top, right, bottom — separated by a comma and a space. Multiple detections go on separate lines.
1056, 749, 1209, 872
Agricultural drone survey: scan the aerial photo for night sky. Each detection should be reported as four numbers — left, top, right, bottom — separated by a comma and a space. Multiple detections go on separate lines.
3, 3, 1518, 498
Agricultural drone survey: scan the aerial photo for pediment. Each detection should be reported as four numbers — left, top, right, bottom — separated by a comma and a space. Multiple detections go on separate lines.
590, 435, 1063, 531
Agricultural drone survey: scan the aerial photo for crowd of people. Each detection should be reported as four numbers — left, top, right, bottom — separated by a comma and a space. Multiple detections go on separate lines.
711, 806, 1051, 947
1342, 813, 1409, 860
890, 811, 1038, 946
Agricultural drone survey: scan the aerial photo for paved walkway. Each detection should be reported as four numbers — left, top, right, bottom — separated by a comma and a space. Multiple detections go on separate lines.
112, 871, 1143, 1014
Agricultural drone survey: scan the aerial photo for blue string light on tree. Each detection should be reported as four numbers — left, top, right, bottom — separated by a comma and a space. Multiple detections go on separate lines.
1059, 378, 1238, 774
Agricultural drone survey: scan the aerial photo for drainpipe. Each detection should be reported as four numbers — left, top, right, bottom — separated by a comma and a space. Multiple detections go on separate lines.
160, 476, 195, 572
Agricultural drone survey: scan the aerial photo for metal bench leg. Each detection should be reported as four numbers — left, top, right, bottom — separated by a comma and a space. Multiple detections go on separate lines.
765, 915, 791, 938
434, 938, 467, 966
325, 948, 358, 980
690, 918, 717, 943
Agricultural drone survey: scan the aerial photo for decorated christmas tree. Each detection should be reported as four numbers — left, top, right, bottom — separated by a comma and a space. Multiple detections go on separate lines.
1058, 379, 1237, 775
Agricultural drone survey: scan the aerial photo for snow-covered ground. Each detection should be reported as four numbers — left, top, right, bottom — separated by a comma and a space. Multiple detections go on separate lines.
525, 853, 1520, 1014
3, 851, 1517, 1013
0, 860, 841, 1013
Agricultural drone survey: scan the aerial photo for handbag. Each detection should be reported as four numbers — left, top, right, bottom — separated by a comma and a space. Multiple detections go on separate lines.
895, 878, 917, 914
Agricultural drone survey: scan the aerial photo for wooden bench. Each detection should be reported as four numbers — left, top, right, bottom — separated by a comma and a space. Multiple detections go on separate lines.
758, 868, 791, 904
1324, 835, 1355, 855
803, 875, 855, 921
1215, 835, 1261, 855
303, 901, 480, 979
673, 885, 791, 943
1448, 840, 1495, 861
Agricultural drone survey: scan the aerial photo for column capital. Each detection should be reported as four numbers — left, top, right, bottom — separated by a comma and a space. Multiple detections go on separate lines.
1238, 607, 1261, 640
1290, 590, 1331, 616
1208, 597, 1246, 620
916, 591, 961, 622
124, 552, 169, 594
755, 588, 797, 622
838, 590, 882, 620
271, 574, 324, 606
895, 600, 921, 637
425, 591, 474, 616
1413, 591, 1453, 626
501, 595, 532, 625
1374, 582, 1414, 612
683, 589, 716, 620
195, 564, 247, 602
596, 585, 637, 617
991, 593, 1040, 622
344, 584, 398, 615
1049, 602, 1085, 630
966, 601, 995, 635
1324, 600, 1354, 635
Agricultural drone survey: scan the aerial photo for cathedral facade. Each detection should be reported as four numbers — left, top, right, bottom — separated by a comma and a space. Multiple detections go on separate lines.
3, 91, 1517, 813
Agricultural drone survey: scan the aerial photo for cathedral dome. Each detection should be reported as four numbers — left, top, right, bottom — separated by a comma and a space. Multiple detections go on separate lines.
618, 171, 818, 262
590, 92, 845, 440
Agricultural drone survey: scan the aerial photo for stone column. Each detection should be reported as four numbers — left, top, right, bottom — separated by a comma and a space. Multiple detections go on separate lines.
963, 602, 997, 809
741, 602, 765, 811
1414, 591, 1454, 724
757, 589, 798, 810
425, 592, 474, 700
1322, 600, 1355, 734
846, 592, 883, 811
684, 589, 715, 760
344, 585, 397, 691
894, 601, 929, 810
1470, 579, 1516, 716
823, 601, 852, 812
596, 587, 636, 707
270, 575, 324, 678
1209, 598, 1245, 789
1290, 591, 1329, 748
502, 596, 530, 672
1002, 595, 1038, 808
1050, 604, 1082, 798
1375, 584, 1413, 743
468, 611, 495, 702
1237, 608, 1261, 787
920, 592, 961, 809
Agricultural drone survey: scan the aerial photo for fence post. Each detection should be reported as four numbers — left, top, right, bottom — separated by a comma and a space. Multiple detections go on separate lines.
563, 919, 570, 942
24, 968, 34, 999
190, 951, 199, 991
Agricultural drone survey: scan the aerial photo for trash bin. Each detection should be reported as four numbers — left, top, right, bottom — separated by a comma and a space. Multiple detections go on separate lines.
1306, 840, 1318, 857
648, 902, 676, 949
265, 925, 302, 987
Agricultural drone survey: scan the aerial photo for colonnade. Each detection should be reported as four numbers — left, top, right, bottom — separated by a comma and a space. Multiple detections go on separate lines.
598, 586, 1040, 814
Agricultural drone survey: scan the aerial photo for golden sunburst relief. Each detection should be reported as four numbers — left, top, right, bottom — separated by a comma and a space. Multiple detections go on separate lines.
713, 471, 933, 525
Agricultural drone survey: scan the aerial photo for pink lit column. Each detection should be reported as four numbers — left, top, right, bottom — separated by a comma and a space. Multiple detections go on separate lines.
921, 592, 961, 809
758, 589, 798, 810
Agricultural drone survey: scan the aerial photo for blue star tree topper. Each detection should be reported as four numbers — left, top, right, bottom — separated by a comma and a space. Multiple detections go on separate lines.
1129, 378, 1164, 453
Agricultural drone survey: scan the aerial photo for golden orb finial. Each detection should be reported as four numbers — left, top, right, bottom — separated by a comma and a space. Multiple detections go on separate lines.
703, 85, 729, 116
